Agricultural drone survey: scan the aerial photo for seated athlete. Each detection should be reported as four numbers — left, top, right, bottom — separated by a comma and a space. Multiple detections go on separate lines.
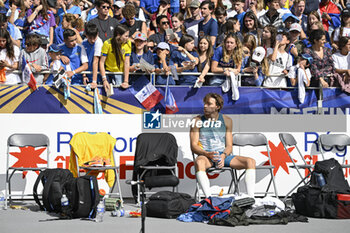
190, 93, 256, 197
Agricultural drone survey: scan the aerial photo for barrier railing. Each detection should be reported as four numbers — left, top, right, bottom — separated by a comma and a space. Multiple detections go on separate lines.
4, 70, 337, 114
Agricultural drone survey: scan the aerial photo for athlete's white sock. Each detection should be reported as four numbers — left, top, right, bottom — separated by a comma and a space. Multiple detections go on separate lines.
245, 169, 256, 197
196, 171, 211, 197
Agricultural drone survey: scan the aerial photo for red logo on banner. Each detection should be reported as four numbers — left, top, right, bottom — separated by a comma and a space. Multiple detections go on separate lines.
260, 141, 297, 176
9, 146, 47, 178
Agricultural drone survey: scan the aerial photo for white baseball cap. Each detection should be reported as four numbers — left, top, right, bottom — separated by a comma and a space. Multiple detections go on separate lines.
252, 47, 266, 63
289, 23, 302, 32
113, 1, 125, 8
157, 42, 170, 51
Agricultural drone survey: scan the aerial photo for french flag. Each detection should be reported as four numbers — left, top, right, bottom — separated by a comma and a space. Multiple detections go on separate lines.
129, 77, 163, 110
165, 83, 179, 114
21, 56, 37, 91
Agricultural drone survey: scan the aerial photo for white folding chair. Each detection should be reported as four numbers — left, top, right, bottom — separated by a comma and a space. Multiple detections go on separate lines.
318, 134, 350, 169
233, 133, 279, 197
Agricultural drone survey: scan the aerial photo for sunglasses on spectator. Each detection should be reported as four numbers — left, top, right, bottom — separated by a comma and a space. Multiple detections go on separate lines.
148, 46, 154, 50
101, 6, 111, 9
161, 21, 170, 25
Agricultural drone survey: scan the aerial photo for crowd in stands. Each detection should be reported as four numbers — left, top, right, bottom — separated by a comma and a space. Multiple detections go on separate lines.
0, 0, 350, 93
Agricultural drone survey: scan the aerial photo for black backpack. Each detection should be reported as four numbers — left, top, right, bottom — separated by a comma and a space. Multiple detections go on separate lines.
62, 175, 100, 219
33, 169, 100, 219
292, 159, 350, 218
33, 168, 74, 213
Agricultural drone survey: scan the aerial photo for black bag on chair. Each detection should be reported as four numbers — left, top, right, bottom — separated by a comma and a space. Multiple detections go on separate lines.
146, 191, 195, 218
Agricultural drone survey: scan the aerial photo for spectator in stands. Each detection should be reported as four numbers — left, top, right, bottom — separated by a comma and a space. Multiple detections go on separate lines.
332, 8, 350, 50
198, 1, 218, 46
57, 0, 82, 24
264, 31, 292, 87
0, 28, 20, 85
211, 33, 242, 85
170, 34, 199, 85
59, 29, 88, 85
282, 13, 300, 31
89, 0, 119, 42
77, 0, 94, 22
229, 0, 246, 24
150, 0, 172, 32
113, 1, 125, 23
241, 46, 267, 86
244, 0, 266, 18
258, 0, 284, 30
242, 34, 257, 59
241, 11, 260, 45
44, 44, 63, 84
54, 13, 83, 45
190, 93, 256, 198
26, 0, 56, 46
154, 42, 174, 85
306, 11, 321, 36
82, 23, 103, 87
179, 0, 190, 19
129, 32, 155, 84
223, 17, 243, 42
319, 0, 341, 36
140, 0, 159, 20
288, 53, 312, 87
149, 15, 170, 46
303, 0, 319, 15
261, 25, 277, 51
19, 33, 48, 84
291, 0, 307, 38
169, 13, 185, 46
100, 24, 131, 91
303, 29, 339, 88
10, 0, 32, 34
184, 0, 202, 46
0, 13, 21, 48
215, 7, 227, 47
7, 0, 23, 24
122, 4, 147, 41
278, 0, 292, 15
304, 21, 332, 49
287, 23, 304, 60
197, 36, 213, 84
333, 36, 350, 84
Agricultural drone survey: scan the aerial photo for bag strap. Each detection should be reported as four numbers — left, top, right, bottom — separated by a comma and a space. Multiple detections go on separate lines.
42, 171, 58, 211
88, 176, 100, 219
33, 170, 46, 210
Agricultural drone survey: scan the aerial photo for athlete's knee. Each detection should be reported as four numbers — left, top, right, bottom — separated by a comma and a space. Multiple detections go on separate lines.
246, 157, 256, 169
195, 156, 209, 171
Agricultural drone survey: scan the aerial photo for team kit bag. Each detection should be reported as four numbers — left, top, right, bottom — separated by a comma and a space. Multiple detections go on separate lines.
292, 159, 350, 219
33, 168, 100, 219
146, 191, 195, 218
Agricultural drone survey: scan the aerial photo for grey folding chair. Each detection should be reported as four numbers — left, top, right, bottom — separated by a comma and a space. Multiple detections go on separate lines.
72, 132, 123, 205
279, 133, 313, 202
233, 133, 279, 197
318, 134, 350, 169
5, 133, 50, 209
192, 152, 239, 202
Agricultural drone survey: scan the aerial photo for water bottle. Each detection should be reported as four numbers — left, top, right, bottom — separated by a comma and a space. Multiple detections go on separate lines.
96, 198, 105, 222
314, 172, 326, 187
61, 194, 69, 215
0, 191, 5, 210
214, 152, 221, 168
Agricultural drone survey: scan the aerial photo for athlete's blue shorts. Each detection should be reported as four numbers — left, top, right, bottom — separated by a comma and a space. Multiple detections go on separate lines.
210, 154, 236, 167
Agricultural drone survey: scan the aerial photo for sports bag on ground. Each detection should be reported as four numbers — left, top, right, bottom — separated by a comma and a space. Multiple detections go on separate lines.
292, 159, 350, 218
146, 191, 195, 218
33, 168, 74, 212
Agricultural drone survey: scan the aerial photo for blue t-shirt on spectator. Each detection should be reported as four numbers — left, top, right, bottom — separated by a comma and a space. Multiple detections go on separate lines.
54, 25, 64, 45
140, 0, 159, 14
154, 58, 175, 85
130, 50, 155, 84
170, 50, 199, 85
211, 46, 235, 86
59, 43, 88, 85
57, 6, 81, 24
198, 18, 218, 40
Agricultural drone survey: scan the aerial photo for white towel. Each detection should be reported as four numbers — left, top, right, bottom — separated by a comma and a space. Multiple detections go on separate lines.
297, 68, 311, 104
194, 78, 203, 88
221, 72, 239, 100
